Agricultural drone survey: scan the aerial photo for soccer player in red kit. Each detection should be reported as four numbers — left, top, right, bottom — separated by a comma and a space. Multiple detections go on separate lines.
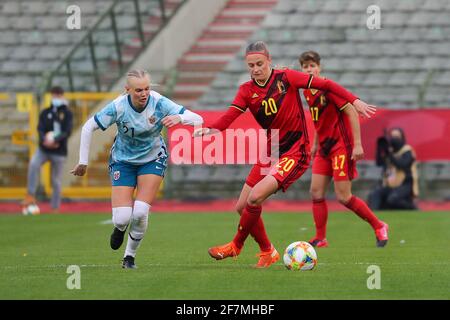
299, 51, 389, 248
194, 41, 377, 268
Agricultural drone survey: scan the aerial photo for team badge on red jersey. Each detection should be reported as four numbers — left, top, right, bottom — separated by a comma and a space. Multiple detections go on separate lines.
277, 80, 286, 94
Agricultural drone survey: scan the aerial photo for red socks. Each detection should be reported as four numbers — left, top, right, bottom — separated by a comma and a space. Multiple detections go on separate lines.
249, 217, 272, 252
233, 204, 270, 250
312, 198, 328, 239
344, 196, 383, 230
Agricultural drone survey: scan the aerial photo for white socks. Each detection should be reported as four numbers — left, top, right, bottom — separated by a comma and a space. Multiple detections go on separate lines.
124, 200, 151, 258
112, 207, 132, 231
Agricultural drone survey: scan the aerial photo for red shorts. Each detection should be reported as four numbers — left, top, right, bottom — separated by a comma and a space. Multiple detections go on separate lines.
245, 147, 311, 192
312, 147, 358, 181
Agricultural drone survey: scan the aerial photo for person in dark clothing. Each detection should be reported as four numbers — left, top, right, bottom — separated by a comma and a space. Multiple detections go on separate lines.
22, 86, 73, 213
368, 128, 419, 210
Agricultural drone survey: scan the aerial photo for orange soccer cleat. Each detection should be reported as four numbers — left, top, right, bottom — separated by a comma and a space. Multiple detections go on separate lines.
375, 222, 389, 247
254, 245, 280, 268
208, 241, 241, 260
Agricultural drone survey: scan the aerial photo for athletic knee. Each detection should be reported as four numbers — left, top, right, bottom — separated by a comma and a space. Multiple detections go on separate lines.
247, 192, 265, 206
336, 192, 352, 205
112, 207, 132, 231
130, 201, 151, 239
133, 200, 151, 220
310, 187, 325, 201
334, 185, 352, 204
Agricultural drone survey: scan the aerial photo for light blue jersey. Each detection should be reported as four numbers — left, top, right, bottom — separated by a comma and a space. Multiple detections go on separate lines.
94, 91, 185, 165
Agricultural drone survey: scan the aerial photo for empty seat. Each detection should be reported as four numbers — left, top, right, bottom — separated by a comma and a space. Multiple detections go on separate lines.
396, 57, 423, 71
1, 2, 21, 15
20, 31, 45, 45
338, 73, 365, 87
381, 43, 409, 56
2, 61, 23, 72
433, 71, 450, 86
408, 12, 437, 27
423, 0, 448, 11
335, 13, 361, 28
355, 43, 382, 57
25, 61, 54, 72
363, 72, 390, 87
322, 0, 349, 12
396, 0, 426, 12
424, 57, 446, 69
311, 13, 336, 28
10, 46, 36, 61
36, 46, 67, 60
285, 13, 310, 29
383, 13, 408, 27
406, 43, 431, 56
35, 16, 62, 30
11, 76, 34, 91
0, 47, 12, 60
21, 1, 48, 15
0, 16, 10, 30
346, 0, 371, 12
387, 72, 415, 86
261, 14, 285, 29
273, 0, 296, 14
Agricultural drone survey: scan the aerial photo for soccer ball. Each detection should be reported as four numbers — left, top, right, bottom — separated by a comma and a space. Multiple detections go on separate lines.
22, 204, 40, 216
283, 241, 317, 271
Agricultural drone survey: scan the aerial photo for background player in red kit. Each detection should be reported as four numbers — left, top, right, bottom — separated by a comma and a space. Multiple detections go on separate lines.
195, 41, 376, 268
299, 51, 389, 248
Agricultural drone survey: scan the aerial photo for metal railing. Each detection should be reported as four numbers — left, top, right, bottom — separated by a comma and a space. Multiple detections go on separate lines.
38, 0, 185, 98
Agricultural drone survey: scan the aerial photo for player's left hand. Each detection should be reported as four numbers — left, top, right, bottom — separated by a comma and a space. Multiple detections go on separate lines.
353, 99, 376, 118
162, 115, 182, 128
351, 144, 364, 161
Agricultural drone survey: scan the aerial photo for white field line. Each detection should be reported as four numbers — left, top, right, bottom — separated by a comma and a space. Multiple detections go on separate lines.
1, 261, 450, 270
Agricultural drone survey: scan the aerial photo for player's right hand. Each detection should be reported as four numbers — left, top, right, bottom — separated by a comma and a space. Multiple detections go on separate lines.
70, 164, 87, 176
353, 99, 376, 118
192, 127, 211, 137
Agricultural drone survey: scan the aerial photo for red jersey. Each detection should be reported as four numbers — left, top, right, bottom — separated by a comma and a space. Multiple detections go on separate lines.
303, 88, 354, 157
209, 68, 358, 158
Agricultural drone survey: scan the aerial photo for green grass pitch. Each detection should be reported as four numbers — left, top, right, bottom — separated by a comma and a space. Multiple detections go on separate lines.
0, 211, 449, 300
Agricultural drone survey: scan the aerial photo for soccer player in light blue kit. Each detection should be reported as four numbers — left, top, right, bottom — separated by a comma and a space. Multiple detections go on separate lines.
71, 70, 203, 268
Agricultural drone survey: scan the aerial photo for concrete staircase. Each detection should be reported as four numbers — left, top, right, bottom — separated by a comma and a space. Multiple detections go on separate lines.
168, 0, 278, 108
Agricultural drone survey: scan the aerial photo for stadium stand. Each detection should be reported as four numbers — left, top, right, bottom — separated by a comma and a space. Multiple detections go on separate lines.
1, 0, 449, 203
197, 0, 450, 110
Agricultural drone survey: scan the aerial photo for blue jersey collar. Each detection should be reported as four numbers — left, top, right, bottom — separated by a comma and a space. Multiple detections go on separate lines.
127, 94, 150, 113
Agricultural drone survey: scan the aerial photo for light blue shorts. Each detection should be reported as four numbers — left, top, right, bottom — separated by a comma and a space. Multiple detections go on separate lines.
109, 157, 167, 187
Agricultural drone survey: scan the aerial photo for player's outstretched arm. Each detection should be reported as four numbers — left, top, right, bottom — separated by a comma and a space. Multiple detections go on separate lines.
162, 109, 203, 128
193, 105, 243, 137
70, 117, 99, 177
